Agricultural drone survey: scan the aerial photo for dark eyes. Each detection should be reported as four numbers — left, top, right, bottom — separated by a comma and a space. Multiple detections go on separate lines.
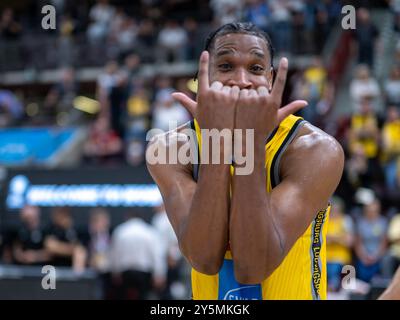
217, 63, 265, 73
218, 63, 231, 71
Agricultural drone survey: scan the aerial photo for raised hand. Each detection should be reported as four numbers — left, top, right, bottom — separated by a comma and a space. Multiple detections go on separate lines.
171, 51, 238, 131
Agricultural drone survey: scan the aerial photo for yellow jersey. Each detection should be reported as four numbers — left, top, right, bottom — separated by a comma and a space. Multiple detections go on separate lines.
189, 114, 330, 300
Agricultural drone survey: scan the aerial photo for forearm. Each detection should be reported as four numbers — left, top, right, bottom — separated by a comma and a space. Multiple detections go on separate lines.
180, 146, 231, 274
230, 143, 283, 283
46, 239, 76, 256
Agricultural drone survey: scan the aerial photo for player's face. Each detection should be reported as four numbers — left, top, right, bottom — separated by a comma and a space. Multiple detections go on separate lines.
209, 33, 273, 90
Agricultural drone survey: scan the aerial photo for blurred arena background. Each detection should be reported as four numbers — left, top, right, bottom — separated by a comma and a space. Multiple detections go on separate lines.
0, 0, 398, 300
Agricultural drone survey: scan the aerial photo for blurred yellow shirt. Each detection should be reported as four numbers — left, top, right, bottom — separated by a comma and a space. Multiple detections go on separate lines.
350, 114, 378, 158
388, 214, 400, 258
326, 215, 353, 265
382, 120, 400, 161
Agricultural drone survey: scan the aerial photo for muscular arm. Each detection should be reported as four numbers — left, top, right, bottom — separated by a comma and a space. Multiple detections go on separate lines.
230, 124, 344, 284
147, 127, 231, 274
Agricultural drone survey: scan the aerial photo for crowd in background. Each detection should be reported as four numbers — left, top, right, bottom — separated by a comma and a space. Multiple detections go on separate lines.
1, 0, 400, 299
1, 204, 188, 300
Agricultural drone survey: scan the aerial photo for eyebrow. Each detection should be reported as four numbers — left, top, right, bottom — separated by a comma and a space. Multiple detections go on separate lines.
215, 47, 266, 60
216, 48, 235, 57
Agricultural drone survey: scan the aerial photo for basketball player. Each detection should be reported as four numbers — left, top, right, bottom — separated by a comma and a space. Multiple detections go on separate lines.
147, 22, 344, 300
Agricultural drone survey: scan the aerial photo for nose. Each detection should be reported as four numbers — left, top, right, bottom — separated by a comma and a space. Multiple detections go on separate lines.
227, 68, 252, 89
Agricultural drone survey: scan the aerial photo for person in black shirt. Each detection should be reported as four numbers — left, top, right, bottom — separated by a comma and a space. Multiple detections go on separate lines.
44, 207, 87, 272
13, 205, 50, 266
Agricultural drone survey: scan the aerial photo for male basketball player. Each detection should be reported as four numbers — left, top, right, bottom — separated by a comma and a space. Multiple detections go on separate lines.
147, 23, 344, 300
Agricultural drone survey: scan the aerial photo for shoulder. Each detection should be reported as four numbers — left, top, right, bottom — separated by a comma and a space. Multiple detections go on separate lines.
282, 121, 344, 173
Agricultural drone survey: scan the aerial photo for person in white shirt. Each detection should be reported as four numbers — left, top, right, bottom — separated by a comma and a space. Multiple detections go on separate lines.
152, 203, 183, 299
350, 64, 381, 113
109, 212, 166, 299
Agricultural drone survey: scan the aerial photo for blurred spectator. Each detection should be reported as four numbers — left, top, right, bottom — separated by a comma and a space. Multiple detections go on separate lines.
44, 207, 87, 273
151, 89, 190, 132
209, 0, 243, 26
243, 0, 271, 33
351, 8, 379, 68
326, 197, 354, 292
43, 67, 80, 125
58, 14, 77, 67
136, 19, 157, 63
314, 6, 330, 54
291, 8, 308, 55
108, 211, 166, 300
381, 107, 400, 191
350, 64, 381, 113
114, 16, 138, 56
354, 199, 388, 283
269, 0, 292, 54
85, 208, 112, 272
0, 89, 24, 127
87, 0, 115, 43
81, 208, 112, 299
382, 212, 400, 278
156, 20, 188, 63
152, 203, 184, 299
348, 98, 380, 160
0, 8, 22, 40
383, 65, 400, 108
183, 17, 202, 61
12, 205, 50, 266
300, 56, 328, 123
96, 60, 120, 118
83, 115, 123, 164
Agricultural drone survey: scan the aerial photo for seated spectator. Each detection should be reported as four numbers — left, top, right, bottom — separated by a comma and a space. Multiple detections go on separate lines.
156, 20, 188, 63
44, 207, 87, 272
349, 98, 380, 160
152, 203, 183, 299
350, 65, 381, 113
384, 65, 400, 108
13, 205, 50, 266
381, 106, 400, 191
108, 211, 166, 300
326, 197, 354, 292
354, 199, 388, 283
382, 212, 400, 278
83, 115, 123, 164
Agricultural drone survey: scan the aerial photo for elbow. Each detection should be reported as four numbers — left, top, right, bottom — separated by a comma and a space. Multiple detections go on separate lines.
191, 259, 223, 275
179, 241, 223, 275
